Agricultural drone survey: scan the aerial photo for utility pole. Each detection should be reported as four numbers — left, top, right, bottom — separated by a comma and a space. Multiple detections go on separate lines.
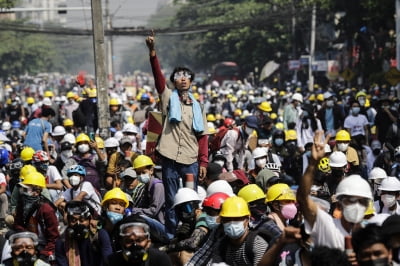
91, 0, 110, 139
105, 0, 114, 81
308, 3, 316, 92
397, 0, 400, 70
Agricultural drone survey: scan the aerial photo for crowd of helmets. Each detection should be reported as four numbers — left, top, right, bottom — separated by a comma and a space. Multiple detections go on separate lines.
1, 74, 400, 265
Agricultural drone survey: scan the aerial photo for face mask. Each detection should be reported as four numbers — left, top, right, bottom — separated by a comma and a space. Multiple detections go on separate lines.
223, 220, 246, 239
381, 194, 397, 208
138, 173, 150, 184
255, 158, 267, 168
274, 138, 284, 146
15, 250, 36, 266
337, 143, 349, 152
280, 203, 297, 220
352, 107, 360, 115
245, 127, 254, 136
359, 99, 366, 107
107, 211, 124, 224
78, 144, 90, 153
69, 175, 81, 186
214, 160, 225, 167
61, 150, 73, 160
342, 203, 367, 223
326, 100, 334, 107
249, 203, 269, 220
205, 215, 219, 230
20, 186, 34, 197
123, 244, 148, 263
358, 257, 390, 266
67, 223, 89, 240
38, 163, 49, 172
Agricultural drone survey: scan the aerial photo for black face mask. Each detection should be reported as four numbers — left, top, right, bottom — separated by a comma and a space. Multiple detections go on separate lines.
358, 257, 390, 266
67, 223, 89, 240
15, 251, 36, 266
373, 149, 381, 156
331, 169, 344, 179
123, 244, 147, 263
249, 203, 269, 220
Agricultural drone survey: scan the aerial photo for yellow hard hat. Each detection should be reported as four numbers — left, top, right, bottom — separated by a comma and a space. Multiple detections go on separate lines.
238, 184, 266, 203
21, 172, 46, 188
258, 101, 272, 112
270, 113, 278, 120
231, 96, 238, 103
133, 155, 154, 169
356, 91, 367, 99
219, 196, 250, 217
63, 119, 74, 127
27, 97, 35, 104
6, 99, 12, 105
275, 122, 284, 130
317, 94, 324, 102
279, 91, 286, 96
318, 157, 331, 173
101, 187, 129, 208
44, 91, 54, 98
21, 147, 35, 161
19, 165, 37, 180
308, 94, 315, 102
234, 109, 242, 117
207, 114, 216, 122
215, 114, 222, 120
109, 98, 120, 106
335, 130, 351, 141
76, 133, 90, 143
266, 183, 296, 202
227, 94, 233, 99
66, 91, 76, 99
285, 129, 297, 141
95, 136, 104, 149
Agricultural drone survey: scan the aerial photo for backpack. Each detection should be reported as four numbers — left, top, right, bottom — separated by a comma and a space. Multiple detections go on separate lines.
72, 154, 101, 191
209, 126, 240, 154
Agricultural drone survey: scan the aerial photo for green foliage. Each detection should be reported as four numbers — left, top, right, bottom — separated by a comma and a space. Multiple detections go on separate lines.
0, 0, 15, 8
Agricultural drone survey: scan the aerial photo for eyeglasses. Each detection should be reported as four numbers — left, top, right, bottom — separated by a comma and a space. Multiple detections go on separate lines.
174, 71, 192, 81
340, 196, 370, 207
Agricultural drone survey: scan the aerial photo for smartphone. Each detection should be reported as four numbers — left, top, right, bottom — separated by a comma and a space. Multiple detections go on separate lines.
89, 132, 95, 141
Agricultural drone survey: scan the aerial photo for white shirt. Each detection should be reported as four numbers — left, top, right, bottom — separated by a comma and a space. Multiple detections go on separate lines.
46, 165, 62, 185
344, 114, 369, 137
0, 173, 6, 187
61, 181, 101, 214
304, 208, 349, 250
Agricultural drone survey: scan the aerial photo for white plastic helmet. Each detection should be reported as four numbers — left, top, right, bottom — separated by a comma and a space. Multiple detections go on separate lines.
52, 126, 66, 136
62, 133, 76, 145
114, 131, 123, 141
329, 151, 347, 167
395, 146, 400, 157
122, 123, 138, 134
1, 121, 11, 131
292, 93, 303, 103
172, 187, 201, 208
206, 180, 234, 197
368, 167, 387, 180
336, 175, 373, 200
197, 186, 207, 204
104, 137, 119, 148
378, 176, 400, 191
252, 147, 267, 159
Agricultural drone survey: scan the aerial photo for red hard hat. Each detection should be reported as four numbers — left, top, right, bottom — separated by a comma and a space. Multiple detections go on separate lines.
202, 192, 230, 210
223, 118, 235, 127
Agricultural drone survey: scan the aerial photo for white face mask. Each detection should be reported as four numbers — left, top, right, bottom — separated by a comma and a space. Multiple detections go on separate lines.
381, 194, 397, 208
69, 175, 81, 186
214, 160, 225, 167
78, 144, 90, 153
337, 143, 349, 152
245, 127, 254, 136
342, 203, 367, 223
255, 158, 267, 168
61, 150, 73, 162
326, 100, 334, 107
138, 173, 150, 184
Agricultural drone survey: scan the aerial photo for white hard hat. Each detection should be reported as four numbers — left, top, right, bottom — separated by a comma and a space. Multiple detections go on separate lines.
378, 176, 400, 191
104, 137, 119, 148
122, 123, 138, 134
172, 187, 201, 208
368, 167, 387, 180
206, 180, 234, 197
52, 126, 66, 136
1, 121, 11, 131
292, 93, 303, 103
42, 97, 52, 106
62, 133, 76, 145
336, 174, 373, 200
252, 147, 267, 159
329, 151, 347, 167
114, 131, 123, 141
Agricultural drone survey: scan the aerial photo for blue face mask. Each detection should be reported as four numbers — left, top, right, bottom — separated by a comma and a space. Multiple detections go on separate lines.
138, 173, 150, 184
352, 107, 360, 115
274, 138, 284, 146
107, 211, 124, 224
205, 215, 219, 230
223, 221, 246, 239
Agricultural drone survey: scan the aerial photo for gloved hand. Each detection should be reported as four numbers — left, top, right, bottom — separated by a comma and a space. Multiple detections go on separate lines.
176, 223, 193, 239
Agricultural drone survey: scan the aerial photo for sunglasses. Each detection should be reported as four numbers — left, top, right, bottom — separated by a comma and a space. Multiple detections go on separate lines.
174, 71, 192, 81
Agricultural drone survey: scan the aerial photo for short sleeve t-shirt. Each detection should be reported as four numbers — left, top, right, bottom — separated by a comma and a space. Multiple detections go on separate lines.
23, 118, 52, 151
46, 165, 62, 185
61, 181, 101, 214
344, 114, 369, 137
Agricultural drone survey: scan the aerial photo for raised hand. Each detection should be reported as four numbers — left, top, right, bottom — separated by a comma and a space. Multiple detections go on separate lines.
146, 29, 155, 51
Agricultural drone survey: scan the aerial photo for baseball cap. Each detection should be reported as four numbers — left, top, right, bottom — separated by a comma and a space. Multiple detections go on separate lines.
245, 115, 259, 129
120, 136, 132, 145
